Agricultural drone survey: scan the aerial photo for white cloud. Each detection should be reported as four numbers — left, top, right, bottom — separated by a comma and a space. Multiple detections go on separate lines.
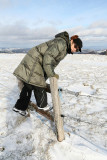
0, 22, 58, 48
0, 0, 30, 9
0, 20, 107, 49
66, 21, 107, 49
89, 20, 107, 28
0, 0, 12, 8
67, 24, 107, 38
68, 21, 107, 37
77, 28, 107, 37
0, 24, 57, 39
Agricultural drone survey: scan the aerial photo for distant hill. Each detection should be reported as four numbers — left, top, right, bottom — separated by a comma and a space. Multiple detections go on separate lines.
0, 48, 30, 53
81, 50, 96, 54
0, 48, 107, 55
96, 50, 107, 55
77, 49, 107, 55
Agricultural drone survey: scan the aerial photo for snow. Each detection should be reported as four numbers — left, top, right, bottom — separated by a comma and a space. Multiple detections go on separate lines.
0, 53, 107, 160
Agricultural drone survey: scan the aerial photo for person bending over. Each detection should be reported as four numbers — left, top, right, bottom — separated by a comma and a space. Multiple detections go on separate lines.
13, 31, 83, 116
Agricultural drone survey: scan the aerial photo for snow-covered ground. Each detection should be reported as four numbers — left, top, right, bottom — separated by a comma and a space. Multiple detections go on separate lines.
0, 53, 107, 160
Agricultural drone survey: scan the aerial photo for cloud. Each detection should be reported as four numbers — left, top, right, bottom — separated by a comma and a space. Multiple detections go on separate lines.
0, 20, 107, 49
0, 0, 12, 8
89, 20, 107, 28
0, 24, 57, 39
0, 0, 31, 9
0, 21, 58, 48
67, 23, 107, 38
66, 21, 107, 48
67, 21, 107, 39
77, 28, 107, 37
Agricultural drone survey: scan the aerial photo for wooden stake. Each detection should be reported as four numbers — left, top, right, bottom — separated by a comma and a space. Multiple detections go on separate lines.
50, 77, 65, 142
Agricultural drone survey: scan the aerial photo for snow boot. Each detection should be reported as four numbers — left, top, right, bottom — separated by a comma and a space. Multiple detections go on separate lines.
13, 106, 28, 117
37, 105, 53, 111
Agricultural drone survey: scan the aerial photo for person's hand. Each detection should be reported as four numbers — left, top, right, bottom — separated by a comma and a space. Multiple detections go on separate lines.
54, 73, 59, 79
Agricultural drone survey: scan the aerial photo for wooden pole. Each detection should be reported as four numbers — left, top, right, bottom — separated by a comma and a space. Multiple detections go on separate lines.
50, 77, 65, 142
29, 102, 54, 122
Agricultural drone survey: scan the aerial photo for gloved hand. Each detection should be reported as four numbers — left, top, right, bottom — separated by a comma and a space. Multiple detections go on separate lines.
45, 83, 51, 93
54, 73, 59, 79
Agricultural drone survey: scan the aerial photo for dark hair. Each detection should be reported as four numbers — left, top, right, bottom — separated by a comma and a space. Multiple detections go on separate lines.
71, 35, 83, 52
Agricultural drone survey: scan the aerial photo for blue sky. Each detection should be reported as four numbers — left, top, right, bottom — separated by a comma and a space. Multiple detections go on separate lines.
0, 0, 107, 49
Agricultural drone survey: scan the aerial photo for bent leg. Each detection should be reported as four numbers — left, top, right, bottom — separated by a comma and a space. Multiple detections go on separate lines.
33, 86, 47, 108
14, 83, 32, 111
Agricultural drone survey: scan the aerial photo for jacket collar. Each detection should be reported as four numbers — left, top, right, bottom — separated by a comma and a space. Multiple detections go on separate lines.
55, 31, 69, 46
67, 41, 73, 54
55, 31, 72, 54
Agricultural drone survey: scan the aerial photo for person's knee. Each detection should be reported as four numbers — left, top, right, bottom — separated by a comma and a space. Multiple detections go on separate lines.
34, 87, 47, 108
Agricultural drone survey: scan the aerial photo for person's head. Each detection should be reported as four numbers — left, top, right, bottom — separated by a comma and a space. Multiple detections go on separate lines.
70, 35, 83, 53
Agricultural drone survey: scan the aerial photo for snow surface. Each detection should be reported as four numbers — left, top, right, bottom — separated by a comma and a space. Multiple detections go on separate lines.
0, 53, 107, 160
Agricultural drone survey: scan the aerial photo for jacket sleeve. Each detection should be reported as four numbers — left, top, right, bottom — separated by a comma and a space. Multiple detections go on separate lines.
43, 43, 59, 77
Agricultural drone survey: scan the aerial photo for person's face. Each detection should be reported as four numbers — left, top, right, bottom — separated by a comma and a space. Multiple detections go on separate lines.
71, 40, 79, 53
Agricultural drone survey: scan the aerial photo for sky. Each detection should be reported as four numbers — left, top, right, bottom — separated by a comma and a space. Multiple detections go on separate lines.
0, 0, 107, 50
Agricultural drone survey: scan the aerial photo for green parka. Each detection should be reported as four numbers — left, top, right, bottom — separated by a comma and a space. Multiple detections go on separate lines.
13, 31, 70, 88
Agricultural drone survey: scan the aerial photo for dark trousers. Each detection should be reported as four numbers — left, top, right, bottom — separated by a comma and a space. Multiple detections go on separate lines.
15, 83, 48, 111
